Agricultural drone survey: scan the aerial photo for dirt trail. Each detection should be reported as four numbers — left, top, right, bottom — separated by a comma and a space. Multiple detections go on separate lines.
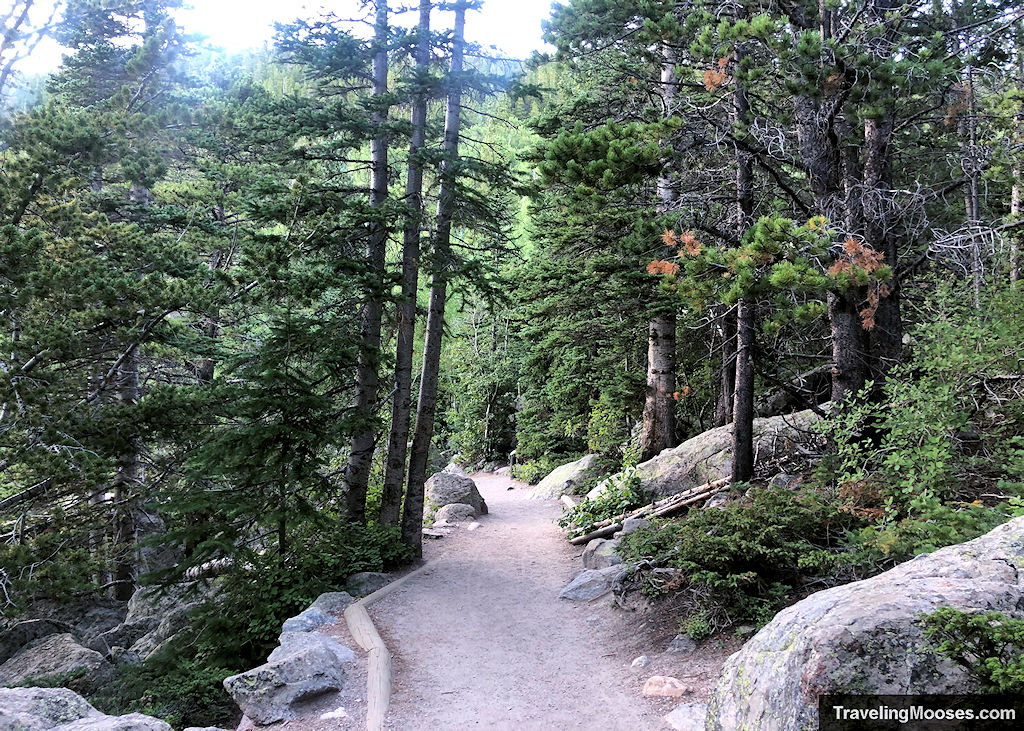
370, 472, 664, 730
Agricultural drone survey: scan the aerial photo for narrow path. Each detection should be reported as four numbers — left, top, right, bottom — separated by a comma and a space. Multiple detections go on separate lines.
371, 472, 663, 730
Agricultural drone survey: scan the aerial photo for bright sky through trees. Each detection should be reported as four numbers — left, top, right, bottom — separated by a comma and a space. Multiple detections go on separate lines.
15, 0, 560, 74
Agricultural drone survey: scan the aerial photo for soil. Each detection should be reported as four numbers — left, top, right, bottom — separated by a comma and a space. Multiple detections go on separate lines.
275, 470, 738, 731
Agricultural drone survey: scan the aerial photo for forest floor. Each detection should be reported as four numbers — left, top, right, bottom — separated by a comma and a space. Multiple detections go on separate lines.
274, 471, 739, 731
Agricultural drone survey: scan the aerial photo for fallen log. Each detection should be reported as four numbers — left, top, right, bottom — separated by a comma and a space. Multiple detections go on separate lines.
569, 479, 730, 545
583, 477, 730, 532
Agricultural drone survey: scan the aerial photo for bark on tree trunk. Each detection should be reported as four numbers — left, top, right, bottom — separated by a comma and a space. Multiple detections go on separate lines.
112, 344, 139, 601
828, 290, 868, 403
730, 45, 756, 478
401, 0, 466, 557
640, 314, 677, 461
639, 44, 679, 460
345, 1, 391, 524
732, 298, 755, 483
714, 308, 736, 427
380, 0, 431, 527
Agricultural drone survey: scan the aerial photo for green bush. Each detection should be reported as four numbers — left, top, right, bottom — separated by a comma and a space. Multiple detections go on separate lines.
819, 283, 1024, 563
512, 454, 566, 485
618, 486, 864, 637
558, 467, 645, 537
922, 607, 1024, 693
91, 651, 237, 730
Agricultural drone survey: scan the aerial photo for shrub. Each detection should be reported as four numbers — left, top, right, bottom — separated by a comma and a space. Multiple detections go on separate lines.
618, 486, 864, 637
557, 467, 645, 537
922, 608, 1024, 693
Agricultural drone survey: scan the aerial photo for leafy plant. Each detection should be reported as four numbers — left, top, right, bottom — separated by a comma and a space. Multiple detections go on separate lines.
618, 486, 865, 637
922, 608, 1024, 693
557, 467, 644, 537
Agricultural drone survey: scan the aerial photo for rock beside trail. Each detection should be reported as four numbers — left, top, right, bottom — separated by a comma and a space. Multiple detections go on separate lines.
425, 472, 487, 515
0, 687, 171, 731
0, 633, 112, 693
558, 567, 625, 601
581, 538, 622, 569
665, 702, 708, 731
434, 502, 479, 523
345, 571, 391, 597
619, 517, 650, 536
223, 642, 347, 725
442, 462, 468, 477
592, 410, 820, 500
531, 454, 602, 499
709, 516, 1024, 731
309, 592, 355, 615
642, 675, 689, 697
281, 607, 335, 634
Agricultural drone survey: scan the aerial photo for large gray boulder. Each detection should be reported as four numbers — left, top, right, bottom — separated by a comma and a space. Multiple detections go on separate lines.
708, 516, 1024, 731
425, 472, 487, 515
0, 633, 112, 693
223, 633, 353, 725
531, 454, 602, 499
0, 619, 71, 665
591, 409, 821, 500
0, 687, 171, 731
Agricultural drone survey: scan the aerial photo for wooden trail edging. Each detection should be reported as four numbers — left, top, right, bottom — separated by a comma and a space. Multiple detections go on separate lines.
344, 561, 433, 731
568, 478, 730, 545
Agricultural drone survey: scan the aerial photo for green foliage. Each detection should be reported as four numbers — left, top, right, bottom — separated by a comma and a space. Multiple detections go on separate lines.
820, 283, 1024, 563
557, 467, 644, 536
91, 649, 236, 730
618, 486, 865, 637
512, 454, 566, 485
922, 608, 1024, 693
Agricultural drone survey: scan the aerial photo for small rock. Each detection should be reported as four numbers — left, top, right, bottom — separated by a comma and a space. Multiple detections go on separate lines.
442, 462, 468, 477
309, 592, 355, 615
434, 503, 478, 523
734, 624, 756, 637
184, 727, 233, 731
642, 675, 689, 698
582, 538, 622, 570
346, 572, 391, 597
768, 473, 803, 490
466, 522, 481, 531
705, 492, 730, 510
558, 567, 624, 601
422, 529, 446, 539
620, 517, 651, 535
666, 634, 698, 654
665, 701, 708, 730
319, 706, 349, 721
281, 607, 335, 634
630, 655, 650, 668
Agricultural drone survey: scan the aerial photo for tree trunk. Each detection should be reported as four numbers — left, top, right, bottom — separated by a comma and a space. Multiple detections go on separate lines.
639, 44, 679, 460
401, 0, 467, 557
1012, 170, 1021, 288
714, 307, 736, 427
112, 344, 139, 601
640, 314, 676, 460
730, 42, 756, 479
828, 290, 868, 403
731, 297, 755, 482
345, 1, 391, 524
380, 0, 432, 527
